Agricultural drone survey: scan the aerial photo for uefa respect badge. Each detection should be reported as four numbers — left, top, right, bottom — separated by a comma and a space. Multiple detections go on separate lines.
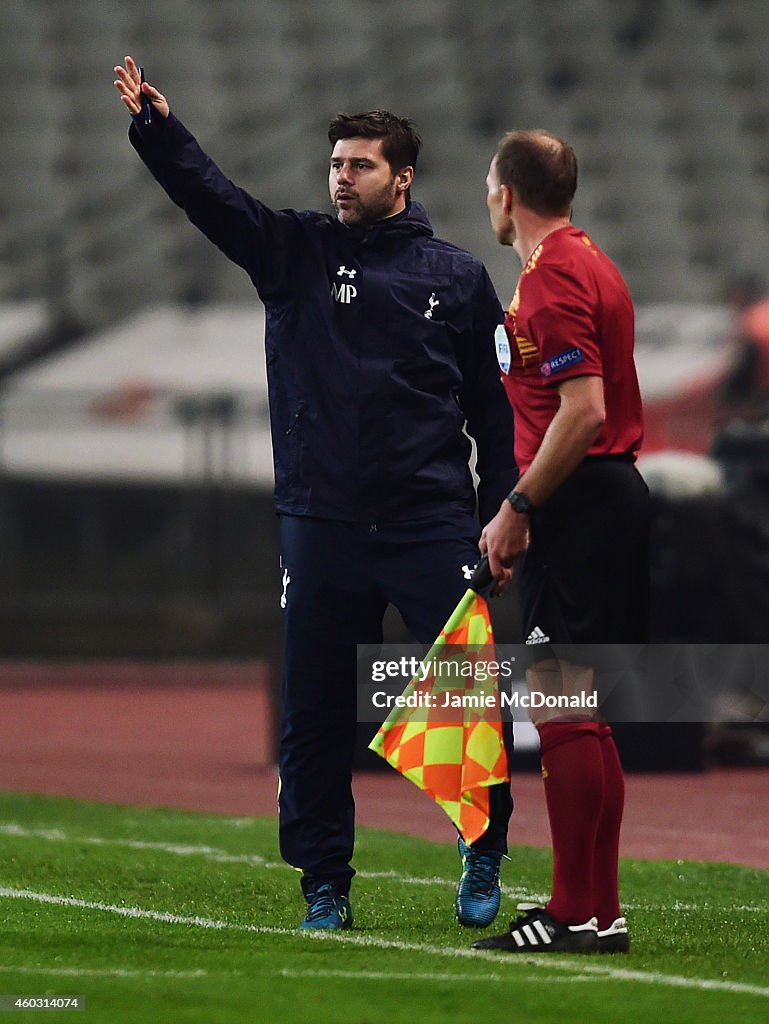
540, 346, 585, 377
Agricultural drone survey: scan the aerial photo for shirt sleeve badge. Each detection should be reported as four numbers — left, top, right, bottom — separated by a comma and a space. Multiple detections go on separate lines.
495, 324, 512, 374
540, 346, 585, 377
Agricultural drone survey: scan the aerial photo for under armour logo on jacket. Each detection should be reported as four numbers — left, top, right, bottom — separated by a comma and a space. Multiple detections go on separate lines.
333, 265, 358, 301
424, 293, 440, 318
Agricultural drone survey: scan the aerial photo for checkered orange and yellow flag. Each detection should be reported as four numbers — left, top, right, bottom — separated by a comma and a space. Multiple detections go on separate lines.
368, 558, 509, 844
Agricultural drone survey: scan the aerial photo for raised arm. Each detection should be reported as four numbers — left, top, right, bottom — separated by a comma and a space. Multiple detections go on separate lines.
112, 56, 300, 299
114, 56, 169, 119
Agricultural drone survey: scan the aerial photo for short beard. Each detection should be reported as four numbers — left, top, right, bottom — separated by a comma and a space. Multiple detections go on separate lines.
333, 179, 400, 226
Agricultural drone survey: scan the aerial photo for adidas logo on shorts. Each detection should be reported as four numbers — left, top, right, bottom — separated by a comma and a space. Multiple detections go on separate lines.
526, 626, 551, 645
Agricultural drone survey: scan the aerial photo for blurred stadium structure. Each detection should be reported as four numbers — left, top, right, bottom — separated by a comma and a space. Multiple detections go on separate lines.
4, 0, 769, 325
1, 1, 768, 768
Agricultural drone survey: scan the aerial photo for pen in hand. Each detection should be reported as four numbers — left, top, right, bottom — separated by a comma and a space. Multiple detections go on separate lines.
140, 65, 152, 125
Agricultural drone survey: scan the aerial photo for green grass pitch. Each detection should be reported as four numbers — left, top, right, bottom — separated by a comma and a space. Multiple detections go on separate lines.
0, 791, 767, 1023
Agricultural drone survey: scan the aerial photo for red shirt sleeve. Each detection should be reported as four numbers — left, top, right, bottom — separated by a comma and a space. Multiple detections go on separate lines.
523, 263, 603, 383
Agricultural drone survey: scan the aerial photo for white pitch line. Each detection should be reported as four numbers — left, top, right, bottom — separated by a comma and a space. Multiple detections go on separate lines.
359, 867, 541, 901
0, 965, 209, 980
1, 822, 767, 913
1, 823, 769, 913
279, 967, 601, 985
1, 887, 768, 1000
0, 887, 293, 935
0, 822, 543, 902
0, 824, 274, 868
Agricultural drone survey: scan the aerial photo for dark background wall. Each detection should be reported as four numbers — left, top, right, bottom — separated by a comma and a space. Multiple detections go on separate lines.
6, 473, 769, 772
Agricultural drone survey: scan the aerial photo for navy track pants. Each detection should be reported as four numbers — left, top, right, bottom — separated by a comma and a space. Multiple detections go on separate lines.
277, 515, 514, 894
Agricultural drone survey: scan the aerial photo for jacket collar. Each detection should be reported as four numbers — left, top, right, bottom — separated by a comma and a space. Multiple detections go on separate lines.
337, 200, 434, 244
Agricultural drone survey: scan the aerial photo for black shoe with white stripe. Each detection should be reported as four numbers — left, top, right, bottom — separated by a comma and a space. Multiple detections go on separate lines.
597, 916, 629, 953
472, 904, 598, 954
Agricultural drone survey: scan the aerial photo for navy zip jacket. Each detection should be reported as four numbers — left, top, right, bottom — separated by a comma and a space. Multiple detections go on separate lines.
129, 113, 516, 524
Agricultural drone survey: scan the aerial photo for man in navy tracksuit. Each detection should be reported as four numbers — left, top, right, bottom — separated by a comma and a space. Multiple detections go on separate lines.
115, 56, 516, 930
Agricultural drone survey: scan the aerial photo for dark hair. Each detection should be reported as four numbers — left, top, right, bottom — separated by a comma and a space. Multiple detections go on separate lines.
328, 110, 421, 175
494, 130, 577, 217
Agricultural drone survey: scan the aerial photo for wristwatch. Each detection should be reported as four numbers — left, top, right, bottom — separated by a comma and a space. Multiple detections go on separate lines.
506, 489, 535, 516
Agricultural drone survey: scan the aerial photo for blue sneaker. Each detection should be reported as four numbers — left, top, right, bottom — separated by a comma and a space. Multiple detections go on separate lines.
455, 837, 502, 928
299, 883, 353, 930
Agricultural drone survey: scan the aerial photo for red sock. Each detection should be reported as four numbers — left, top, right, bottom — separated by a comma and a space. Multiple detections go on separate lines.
537, 720, 603, 925
592, 723, 625, 930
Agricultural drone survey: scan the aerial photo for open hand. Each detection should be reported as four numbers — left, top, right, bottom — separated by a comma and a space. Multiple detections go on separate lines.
113, 55, 169, 119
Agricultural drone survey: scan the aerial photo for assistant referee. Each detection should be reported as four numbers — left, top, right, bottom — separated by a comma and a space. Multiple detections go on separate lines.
476, 130, 649, 956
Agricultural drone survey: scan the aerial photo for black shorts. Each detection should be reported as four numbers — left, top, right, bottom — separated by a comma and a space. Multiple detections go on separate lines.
517, 457, 650, 662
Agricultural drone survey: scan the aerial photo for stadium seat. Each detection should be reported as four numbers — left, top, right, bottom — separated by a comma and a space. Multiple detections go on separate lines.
4, 0, 769, 316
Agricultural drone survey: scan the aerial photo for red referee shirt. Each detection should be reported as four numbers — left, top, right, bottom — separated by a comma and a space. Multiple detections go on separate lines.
497, 225, 643, 473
